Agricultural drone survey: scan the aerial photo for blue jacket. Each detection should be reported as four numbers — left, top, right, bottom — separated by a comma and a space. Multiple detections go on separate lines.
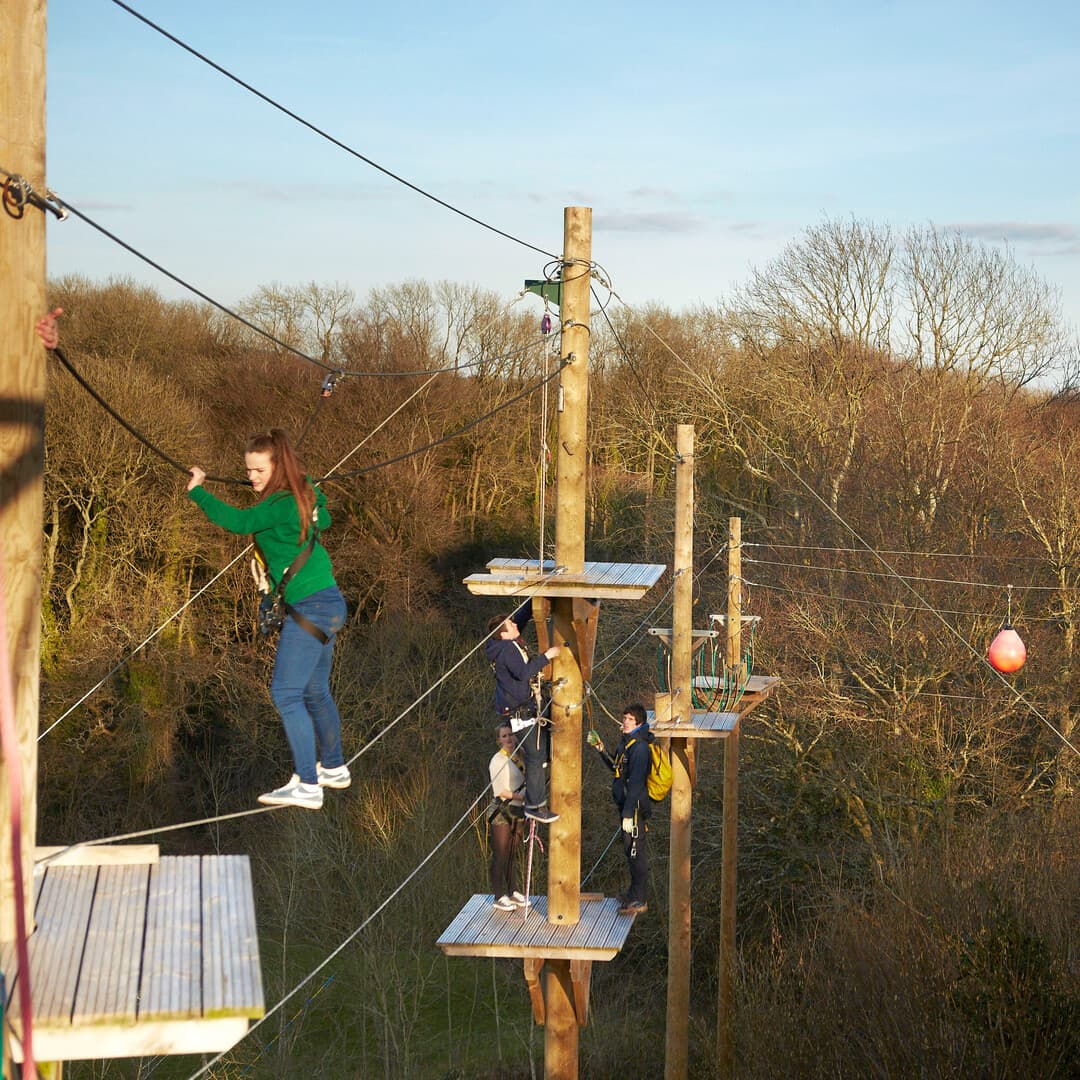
611, 724, 653, 819
483, 602, 548, 714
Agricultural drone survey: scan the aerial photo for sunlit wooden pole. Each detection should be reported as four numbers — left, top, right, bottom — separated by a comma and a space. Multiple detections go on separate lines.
545, 206, 591, 1080
665, 424, 694, 1079
0, 0, 45, 942
716, 517, 741, 1077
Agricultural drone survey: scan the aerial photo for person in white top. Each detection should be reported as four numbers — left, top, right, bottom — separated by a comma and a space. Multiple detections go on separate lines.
488, 722, 527, 911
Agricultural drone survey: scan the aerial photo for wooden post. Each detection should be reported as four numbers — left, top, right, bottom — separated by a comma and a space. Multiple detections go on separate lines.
716, 517, 741, 1077
545, 206, 591, 1078
665, 425, 694, 1080
0, 0, 46, 942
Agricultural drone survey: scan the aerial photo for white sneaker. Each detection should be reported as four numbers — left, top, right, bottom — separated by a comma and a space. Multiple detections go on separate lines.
510, 891, 528, 907
316, 762, 351, 789
258, 779, 323, 809
492, 895, 516, 912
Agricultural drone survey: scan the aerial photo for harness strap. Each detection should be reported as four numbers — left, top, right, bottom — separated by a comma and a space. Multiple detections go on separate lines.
284, 603, 330, 644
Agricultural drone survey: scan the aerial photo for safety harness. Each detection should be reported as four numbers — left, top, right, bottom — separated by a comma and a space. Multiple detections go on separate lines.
253, 510, 329, 644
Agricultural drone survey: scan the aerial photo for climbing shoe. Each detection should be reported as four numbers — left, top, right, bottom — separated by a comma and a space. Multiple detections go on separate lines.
317, 763, 351, 789
258, 779, 323, 810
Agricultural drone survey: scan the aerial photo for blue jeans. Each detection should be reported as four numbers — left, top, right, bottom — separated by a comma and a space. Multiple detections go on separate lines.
270, 587, 347, 785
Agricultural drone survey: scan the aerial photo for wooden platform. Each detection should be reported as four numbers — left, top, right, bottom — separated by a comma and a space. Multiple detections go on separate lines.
1, 853, 264, 1063
649, 676, 780, 736
465, 558, 666, 600
437, 894, 635, 960
649, 711, 740, 738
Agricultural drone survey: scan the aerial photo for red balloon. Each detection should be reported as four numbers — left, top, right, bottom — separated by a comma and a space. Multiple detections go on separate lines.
988, 626, 1026, 673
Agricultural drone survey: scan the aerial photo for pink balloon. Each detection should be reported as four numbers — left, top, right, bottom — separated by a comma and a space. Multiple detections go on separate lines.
988, 627, 1026, 673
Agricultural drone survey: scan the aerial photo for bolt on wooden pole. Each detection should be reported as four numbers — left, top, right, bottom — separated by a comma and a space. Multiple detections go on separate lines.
665, 424, 694, 1080
716, 517, 742, 1077
0, 0, 46, 943
545, 206, 591, 1079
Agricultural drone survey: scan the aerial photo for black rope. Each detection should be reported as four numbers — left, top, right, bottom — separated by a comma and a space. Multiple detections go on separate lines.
108, 0, 558, 261
51, 340, 565, 488
51, 345, 246, 485
316, 360, 568, 481
55, 196, 541, 380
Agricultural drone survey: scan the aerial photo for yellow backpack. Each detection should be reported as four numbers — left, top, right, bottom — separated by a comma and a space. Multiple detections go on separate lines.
646, 742, 673, 802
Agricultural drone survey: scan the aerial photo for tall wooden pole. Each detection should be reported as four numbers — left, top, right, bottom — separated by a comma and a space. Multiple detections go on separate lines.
545, 206, 591, 1079
716, 517, 742, 1077
0, 0, 46, 942
665, 425, 694, 1079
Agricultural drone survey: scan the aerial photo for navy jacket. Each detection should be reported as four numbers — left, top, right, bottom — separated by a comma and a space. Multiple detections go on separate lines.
611, 724, 653, 820
483, 602, 549, 714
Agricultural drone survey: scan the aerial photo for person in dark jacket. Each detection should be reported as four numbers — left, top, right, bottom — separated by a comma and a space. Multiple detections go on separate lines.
483, 602, 561, 823
589, 702, 652, 915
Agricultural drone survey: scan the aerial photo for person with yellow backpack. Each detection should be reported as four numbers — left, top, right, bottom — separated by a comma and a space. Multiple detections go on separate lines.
588, 703, 656, 916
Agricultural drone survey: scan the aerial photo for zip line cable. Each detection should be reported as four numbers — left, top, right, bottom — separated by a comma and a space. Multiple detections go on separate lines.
742, 577, 1063, 623
312, 359, 568, 482
53, 196, 546, 379
743, 555, 1064, 592
107, 0, 558, 261
607, 289, 1080, 759
51, 343, 244, 484
48, 337, 557, 488
747, 542, 1059, 564
41, 369, 443, 741
38, 570, 566, 862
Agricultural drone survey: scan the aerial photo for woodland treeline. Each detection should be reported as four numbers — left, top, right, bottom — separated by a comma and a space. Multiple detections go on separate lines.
42, 220, 1078, 1079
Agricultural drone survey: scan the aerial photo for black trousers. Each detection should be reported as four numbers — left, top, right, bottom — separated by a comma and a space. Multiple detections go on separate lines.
521, 721, 552, 810
621, 817, 648, 903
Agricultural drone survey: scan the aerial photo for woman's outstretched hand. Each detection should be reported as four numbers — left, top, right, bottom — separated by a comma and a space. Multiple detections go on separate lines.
187, 466, 206, 491
35, 307, 63, 349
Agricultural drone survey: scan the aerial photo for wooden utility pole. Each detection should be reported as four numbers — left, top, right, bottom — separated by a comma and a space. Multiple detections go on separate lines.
0, 0, 46, 942
716, 517, 742, 1077
545, 205, 591, 1078
665, 424, 694, 1079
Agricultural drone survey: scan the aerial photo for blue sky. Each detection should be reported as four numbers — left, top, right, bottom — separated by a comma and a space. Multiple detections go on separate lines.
46, 0, 1080, 330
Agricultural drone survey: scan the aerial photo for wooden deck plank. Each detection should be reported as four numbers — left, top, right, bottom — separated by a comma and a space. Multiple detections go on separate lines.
72, 864, 149, 1024
35, 845, 159, 867
1, 869, 49, 1017
141, 856, 200, 1020
5, 855, 263, 1062
202, 856, 264, 1017
29, 864, 98, 1025
9, 1017, 252, 1065
226, 856, 264, 1016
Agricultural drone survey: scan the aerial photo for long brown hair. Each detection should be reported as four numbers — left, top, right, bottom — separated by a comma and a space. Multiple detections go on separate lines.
246, 429, 316, 541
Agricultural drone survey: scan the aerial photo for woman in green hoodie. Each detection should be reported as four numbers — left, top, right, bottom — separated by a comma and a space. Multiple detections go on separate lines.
187, 429, 348, 810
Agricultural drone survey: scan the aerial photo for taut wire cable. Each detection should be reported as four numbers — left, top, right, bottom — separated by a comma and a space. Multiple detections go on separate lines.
107, 0, 557, 261
41, 366, 443, 740
39, 569, 566, 862
608, 290, 1080, 759
52, 196, 546, 379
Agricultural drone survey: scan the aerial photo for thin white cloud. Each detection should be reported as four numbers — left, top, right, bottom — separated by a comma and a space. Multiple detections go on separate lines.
595, 211, 704, 233
950, 222, 1080, 255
